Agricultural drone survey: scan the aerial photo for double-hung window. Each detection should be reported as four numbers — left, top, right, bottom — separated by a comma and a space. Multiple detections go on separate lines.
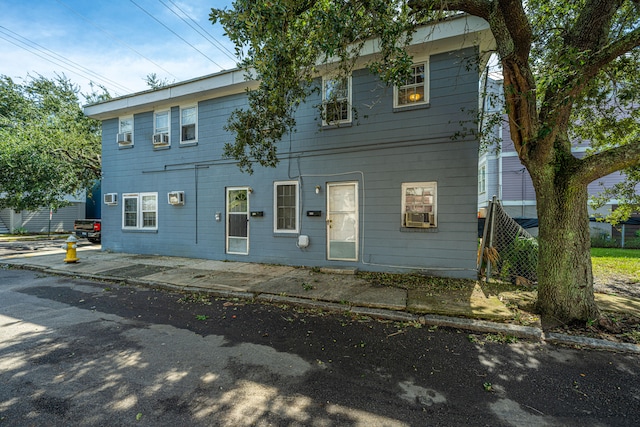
402, 182, 437, 228
395, 62, 429, 107
322, 76, 351, 125
122, 193, 158, 230
117, 115, 133, 146
274, 181, 299, 233
153, 110, 170, 146
478, 163, 487, 194
180, 105, 197, 143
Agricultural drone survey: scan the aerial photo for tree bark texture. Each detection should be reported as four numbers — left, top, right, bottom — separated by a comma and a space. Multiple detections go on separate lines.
533, 171, 601, 322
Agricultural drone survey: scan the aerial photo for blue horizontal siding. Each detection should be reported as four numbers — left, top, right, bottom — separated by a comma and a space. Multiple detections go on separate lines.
99, 46, 482, 279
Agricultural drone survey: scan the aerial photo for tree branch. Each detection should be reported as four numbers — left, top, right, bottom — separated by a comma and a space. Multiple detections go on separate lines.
578, 138, 640, 184
496, 0, 532, 60
407, 0, 491, 19
536, 2, 638, 165
580, 26, 640, 88
566, 0, 624, 51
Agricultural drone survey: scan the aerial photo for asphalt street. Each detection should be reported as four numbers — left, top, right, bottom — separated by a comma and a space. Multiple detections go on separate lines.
1, 267, 639, 426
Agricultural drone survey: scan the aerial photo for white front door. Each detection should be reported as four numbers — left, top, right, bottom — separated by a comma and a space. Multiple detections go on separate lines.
327, 182, 358, 261
226, 187, 249, 255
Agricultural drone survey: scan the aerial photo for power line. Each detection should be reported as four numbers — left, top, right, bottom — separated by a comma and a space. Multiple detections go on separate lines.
0, 27, 132, 95
129, 0, 224, 70
54, 0, 180, 82
0, 33, 131, 95
161, 0, 237, 62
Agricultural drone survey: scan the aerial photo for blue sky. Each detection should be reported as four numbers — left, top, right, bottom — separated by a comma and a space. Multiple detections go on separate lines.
0, 0, 236, 98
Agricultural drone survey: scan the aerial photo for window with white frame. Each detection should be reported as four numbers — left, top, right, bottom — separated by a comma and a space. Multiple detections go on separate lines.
180, 105, 197, 143
395, 62, 429, 107
117, 115, 133, 145
402, 182, 437, 228
153, 110, 170, 145
122, 193, 158, 230
478, 163, 487, 194
322, 75, 351, 125
274, 181, 299, 233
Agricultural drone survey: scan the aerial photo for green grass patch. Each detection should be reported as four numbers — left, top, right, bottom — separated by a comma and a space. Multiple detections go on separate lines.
591, 248, 640, 258
591, 248, 640, 282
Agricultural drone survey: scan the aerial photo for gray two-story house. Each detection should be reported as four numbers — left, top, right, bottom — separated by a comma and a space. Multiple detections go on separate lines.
84, 15, 494, 279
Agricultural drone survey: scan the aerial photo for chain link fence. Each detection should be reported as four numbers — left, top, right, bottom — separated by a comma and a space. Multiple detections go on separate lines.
478, 197, 538, 286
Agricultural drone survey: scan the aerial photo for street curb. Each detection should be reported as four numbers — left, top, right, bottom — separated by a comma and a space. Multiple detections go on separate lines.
545, 332, 640, 354
4, 262, 639, 354
255, 294, 353, 313
349, 306, 418, 323
417, 314, 543, 340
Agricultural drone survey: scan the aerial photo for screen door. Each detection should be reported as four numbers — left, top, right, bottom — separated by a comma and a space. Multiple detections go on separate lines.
327, 182, 358, 261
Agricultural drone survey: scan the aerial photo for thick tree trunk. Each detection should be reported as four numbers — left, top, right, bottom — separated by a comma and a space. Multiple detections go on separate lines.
534, 178, 600, 323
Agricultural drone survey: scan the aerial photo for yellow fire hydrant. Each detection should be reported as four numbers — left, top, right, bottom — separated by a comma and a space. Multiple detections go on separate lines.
63, 234, 79, 263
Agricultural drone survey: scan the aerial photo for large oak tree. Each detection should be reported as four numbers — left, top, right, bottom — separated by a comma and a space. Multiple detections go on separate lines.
211, 0, 640, 323
0, 75, 104, 212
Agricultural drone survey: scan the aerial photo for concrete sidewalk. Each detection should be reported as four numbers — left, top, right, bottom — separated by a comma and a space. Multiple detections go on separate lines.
1, 242, 639, 353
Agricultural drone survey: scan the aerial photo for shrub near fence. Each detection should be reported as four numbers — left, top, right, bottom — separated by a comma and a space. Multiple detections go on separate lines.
479, 197, 538, 286
591, 232, 619, 248
591, 230, 640, 249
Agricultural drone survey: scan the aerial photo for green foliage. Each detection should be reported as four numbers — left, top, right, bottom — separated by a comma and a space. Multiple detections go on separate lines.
11, 227, 28, 235
591, 230, 640, 249
623, 237, 640, 249
484, 333, 518, 344
210, 0, 422, 173
589, 166, 640, 224
499, 235, 538, 282
0, 74, 103, 211
144, 73, 173, 90
590, 232, 619, 248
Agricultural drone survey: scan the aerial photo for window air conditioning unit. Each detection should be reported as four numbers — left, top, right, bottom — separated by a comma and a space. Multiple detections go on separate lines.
153, 132, 170, 145
117, 132, 132, 145
104, 193, 118, 205
405, 212, 431, 228
168, 191, 185, 206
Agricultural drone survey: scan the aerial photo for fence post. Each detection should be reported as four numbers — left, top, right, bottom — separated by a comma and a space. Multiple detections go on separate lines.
478, 209, 489, 273
485, 196, 498, 283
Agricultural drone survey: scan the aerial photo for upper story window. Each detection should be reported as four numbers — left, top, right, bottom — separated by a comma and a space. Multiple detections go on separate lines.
322, 75, 351, 125
153, 110, 170, 146
122, 192, 158, 230
402, 182, 437, 228
180, 105, 197, 143
478, 163, 487, 194
273, 181, 299, 233
117, 115, 133, 146
395, 62, 429, 108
